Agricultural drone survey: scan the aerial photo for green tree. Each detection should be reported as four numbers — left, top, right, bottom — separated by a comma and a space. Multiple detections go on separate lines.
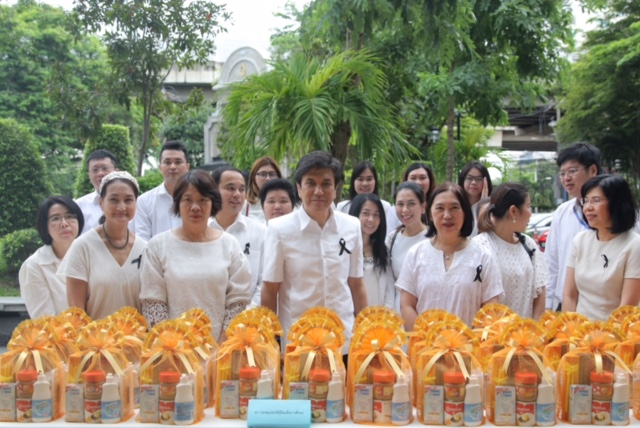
0, 118, 50, 237
70, 0, 230, 175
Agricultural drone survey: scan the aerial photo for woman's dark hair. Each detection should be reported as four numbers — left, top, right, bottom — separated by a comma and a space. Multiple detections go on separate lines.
402, 162, 436, 197
393, 181, 428, 228
426, 182, 474, 238
172, 170, 222, 218
457, 161, 493, 199
349, 161, 379, 200
349, 193, 388, 273
36, 196, 84, 245
581, 175, 638, 234
475, 197, 492, 233
478, 183, 528, 233
247, 156, 282, 205
259, 178, 296, 208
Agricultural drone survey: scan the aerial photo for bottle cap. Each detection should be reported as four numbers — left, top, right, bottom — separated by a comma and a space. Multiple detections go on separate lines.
373, 370, 396, 383
515, 372, 538, 385
259, 370, 271, 380
443, 371, 465, 384
17, 370, 38, 381
83, 370, 106, 383
309, 368, 331, 382
239, 366, 261, 379
590, 371, 614, 383
159, 371, 181, 383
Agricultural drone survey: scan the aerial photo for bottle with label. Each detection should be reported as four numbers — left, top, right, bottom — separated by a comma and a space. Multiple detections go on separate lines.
536, 382, 555, 426
326, 371, 344, 423
15, 369, 37, 422
392, 376, 410, 426
373, 370, 395, 424
31, 373, 52, 423
611, 372, 629, 426
309, 368, 331, 423
591, 370, 614, 425
174, 374, 194, 426
159, 371, 180, 424
444, 371, 465, 427
464, 375, 482, 427
515, 371, 538, 427
83, 370, 106, 423
256, 370, 273, 399
238, 366, 260, 420
101, 373, 121, 424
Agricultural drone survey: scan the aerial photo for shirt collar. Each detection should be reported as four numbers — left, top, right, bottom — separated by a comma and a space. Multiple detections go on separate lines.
298, 206, 337, 232
159, 183, 169, 195
38, 245, 60, 265
210, 213, 246, 231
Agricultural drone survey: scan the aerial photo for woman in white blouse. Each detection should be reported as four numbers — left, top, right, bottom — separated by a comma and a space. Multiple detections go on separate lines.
337, 161, 393, 220
245, 156, 282, 222
20, 196, 84, 318
474, 183, 548, 320
140, 170, 252, 342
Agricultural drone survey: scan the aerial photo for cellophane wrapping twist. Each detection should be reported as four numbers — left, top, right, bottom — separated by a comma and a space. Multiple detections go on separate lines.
408, 309, 461, 373
542, 312, 588, 371
57, 307, 92, 330
474, 312, 521, 372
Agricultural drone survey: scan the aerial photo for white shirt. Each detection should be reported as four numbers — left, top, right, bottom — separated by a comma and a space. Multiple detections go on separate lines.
544, 199, 590, 309
363, 258, 395, 308
19, 245, 68, 318
395, 239, 504, 326
244, 201, 266, 223
262, 208, 364, 352
134, 183, 182, 241
75, 191, 102, 234
209, 214, 266, 307
338, 199, 397, 233
386, 228, 429, 312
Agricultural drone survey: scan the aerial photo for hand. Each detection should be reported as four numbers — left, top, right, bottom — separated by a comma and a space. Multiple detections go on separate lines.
481, 177, 489, 198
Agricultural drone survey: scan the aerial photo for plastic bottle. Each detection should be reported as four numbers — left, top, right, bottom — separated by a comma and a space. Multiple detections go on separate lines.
15, 369, 37, 422
591, 370, 614, 425
309, 368, 331, 422
611, 372, 629, 426
464, 375, 483, 427
31, 373, 52, 423
101, 373, 122, 423
515, 371, 538, 427
391, 376, 411, 426
326, 371, 345, 423
159, 371, 180, 424
443, 371, 465, 427
373, 370, 395, 424
536, 382, 555, 426
256, 370, 274, 399
83, 370, 106, 423
174, 374, 194, 426
239, 366, 261, 420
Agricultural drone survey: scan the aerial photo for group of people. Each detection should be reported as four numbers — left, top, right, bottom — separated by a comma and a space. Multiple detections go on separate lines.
18, 141, 640, 348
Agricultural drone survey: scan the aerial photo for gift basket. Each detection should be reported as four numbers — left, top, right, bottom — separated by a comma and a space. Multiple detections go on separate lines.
542, 312, 588, 371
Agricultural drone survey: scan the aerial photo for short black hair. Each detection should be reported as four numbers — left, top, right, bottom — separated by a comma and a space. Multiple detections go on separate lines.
427, 182, 474, 238
259, 178, 296, 208
349, 161, 379, 200
349, 193, 388, 273
36, 196, 84, 245
457, 161, 493, 197
87, 149, 118, 169
211, 165, 246, 187
160, 140, 189, 164
294, 151, 343, 186
172, 170, 222, 218
557, 142, 602, 174
581, 175, 638, 234
402, 162, 436, 196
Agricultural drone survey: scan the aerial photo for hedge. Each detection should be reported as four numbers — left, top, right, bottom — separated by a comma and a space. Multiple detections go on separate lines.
0, 228, 41, 274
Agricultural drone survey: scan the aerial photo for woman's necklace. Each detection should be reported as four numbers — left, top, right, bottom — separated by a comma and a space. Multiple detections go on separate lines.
434, 237, 467, 261
102, 223, 129, 250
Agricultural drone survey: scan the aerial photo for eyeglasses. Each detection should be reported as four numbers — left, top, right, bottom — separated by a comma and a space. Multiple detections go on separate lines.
581, 196, 607, 206
48, 213, 78, 226
559, 167, 586, 179
256, 172, 278, 179
464, 175, 483, 184
89, 166, 114, 175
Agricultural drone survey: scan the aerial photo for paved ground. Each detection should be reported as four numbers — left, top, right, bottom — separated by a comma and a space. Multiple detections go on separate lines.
0, 311, 29, 352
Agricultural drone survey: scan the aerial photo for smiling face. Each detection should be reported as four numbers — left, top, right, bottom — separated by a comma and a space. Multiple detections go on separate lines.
395, 189, 425, 229
263, 189, 293, 221
559, 159, 598, 199
407, 168, 430, 195
358, 200, 381, 237
354, 168, 376, 194
582, 186, 611, 232
218, 170, 246, 217
179, 184, 213, 225
47, 203, 79, 244
430, 190, 465, 236
99, 180, 136, 225
297, 168, 336, 216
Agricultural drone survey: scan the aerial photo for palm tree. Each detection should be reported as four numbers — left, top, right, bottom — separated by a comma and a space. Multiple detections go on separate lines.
220, 50, 416, 173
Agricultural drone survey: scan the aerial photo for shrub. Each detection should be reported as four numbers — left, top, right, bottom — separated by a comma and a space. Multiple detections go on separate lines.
137, 170, 164, 194
0, 229, 42, 274
74, 124, 137, 197
0, 118, 51, 237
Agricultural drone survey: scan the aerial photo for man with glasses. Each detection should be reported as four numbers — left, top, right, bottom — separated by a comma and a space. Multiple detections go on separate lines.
75, 149, 119, 234
544, 142, 601, 311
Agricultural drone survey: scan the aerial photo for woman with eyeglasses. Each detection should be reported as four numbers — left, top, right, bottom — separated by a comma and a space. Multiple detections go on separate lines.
245, 156, 282, 223
458, 162, 493, 236
475, 183, 548, 320
19, 196, 84, 318
563, 175, 640, 320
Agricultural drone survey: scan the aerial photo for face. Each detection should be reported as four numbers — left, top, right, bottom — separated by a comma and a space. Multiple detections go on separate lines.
395, 189, 425, 229
263, 189, 293, 221
582, 186, 611, 232
407, 168, 430, 194
179, 184, 212, 224
159, 149, 190, 186
47, 204, 79, 244
218, 171, 246, 216
354, 168, 376, 194
463, 168, 484, 198
430, 190, 465, 236
88, 158, 116, 191
254, 165, 278, 190
359, 200, 381, 237
297, 168, 336, 215
559, 160, 597, 199
99, 181, 136, 225
514, 195, 532, 232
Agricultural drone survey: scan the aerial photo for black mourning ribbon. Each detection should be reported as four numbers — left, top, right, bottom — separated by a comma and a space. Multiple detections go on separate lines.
601, 254, 609, 268
474, 265, 483, 282
131, 255, 142, 269
339, 238, 351, 256
244, 243, 250, 255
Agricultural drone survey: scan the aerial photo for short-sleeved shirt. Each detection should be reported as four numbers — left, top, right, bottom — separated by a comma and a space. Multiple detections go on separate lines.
568, 230, 640, 321
19, 245, 68, 318
262, 208, 364, 351
134, 183, 182, 241
395, 239, 504, 326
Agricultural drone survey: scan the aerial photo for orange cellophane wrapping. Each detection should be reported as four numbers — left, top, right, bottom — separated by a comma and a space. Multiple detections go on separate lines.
354, 306, 403, 333
486, 319, 550, 424
139, 319, 205, 423
474, 313, 520, 371
228, 307, 283, 339
539, 310, 561, 337
347, 319, 411, 424
415, 321, 482, 424
473, 303, 514, 328
286, 313, 342, 358
216, 321, 280, 417
408, 310, 461, 370
617, 313, 640, 368
0, 319, 65, 421
41, 316, 81, 362
542, 312, 588, 370
107, 309, 147, 366
57, 307, 92, 330
556, 321, 626, 423
608, 305, 640, 331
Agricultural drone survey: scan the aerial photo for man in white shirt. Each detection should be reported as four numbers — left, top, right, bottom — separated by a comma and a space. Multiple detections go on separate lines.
75, 149, 118, 234
262, 151, 367, 354
544, 143, 601, 311
135, 141, 190, 241
209, 166, 266, 307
